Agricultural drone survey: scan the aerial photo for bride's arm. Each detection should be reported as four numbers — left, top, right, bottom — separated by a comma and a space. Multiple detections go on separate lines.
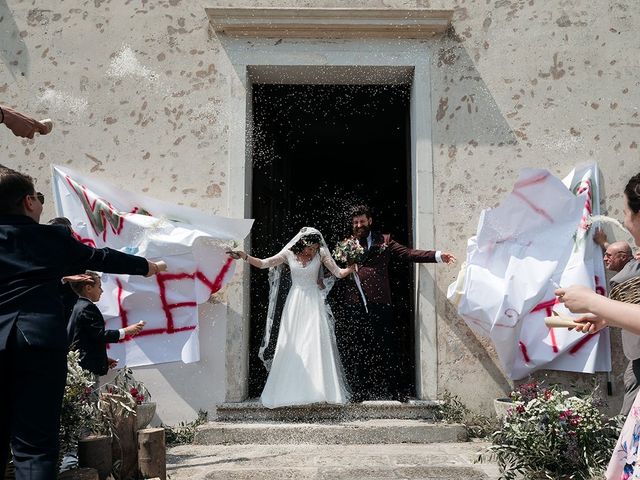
228, 250, 286, 269
320, 248, 355, 278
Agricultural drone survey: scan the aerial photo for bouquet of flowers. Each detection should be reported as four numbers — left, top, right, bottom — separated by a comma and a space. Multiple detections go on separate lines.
332, 237, 365, 266
332, 237, 368, 312
482, 381, 621, 480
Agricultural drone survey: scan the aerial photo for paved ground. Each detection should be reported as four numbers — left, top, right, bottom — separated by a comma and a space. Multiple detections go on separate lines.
166, 441, 501, 479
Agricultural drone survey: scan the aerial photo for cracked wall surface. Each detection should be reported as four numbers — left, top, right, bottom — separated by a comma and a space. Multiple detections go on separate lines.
1, 0, 638, 421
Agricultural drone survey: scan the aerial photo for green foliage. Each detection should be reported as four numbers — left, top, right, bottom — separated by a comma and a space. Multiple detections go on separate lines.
480, 381, 623, 480
162, 410, 208, 447
110, 367, 151, 405
436, 390, 468, 423
60, 351, 102, 456
436, 390, 500, 439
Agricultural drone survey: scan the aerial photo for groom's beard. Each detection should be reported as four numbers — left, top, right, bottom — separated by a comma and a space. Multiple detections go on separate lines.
353, 225, 371, 240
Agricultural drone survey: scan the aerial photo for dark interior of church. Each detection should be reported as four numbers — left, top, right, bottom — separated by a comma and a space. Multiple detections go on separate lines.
249, 83, 416, 399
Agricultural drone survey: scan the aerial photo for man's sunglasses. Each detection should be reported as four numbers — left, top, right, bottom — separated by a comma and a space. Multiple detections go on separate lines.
28, 192, 45, 205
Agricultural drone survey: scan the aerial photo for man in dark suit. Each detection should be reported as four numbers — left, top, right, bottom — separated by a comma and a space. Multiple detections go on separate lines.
0, 164, 166, 480
340, 205, 456, 402
68, 271, 145, 377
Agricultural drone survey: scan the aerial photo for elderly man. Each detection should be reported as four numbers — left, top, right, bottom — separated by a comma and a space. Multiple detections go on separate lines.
595, 228, 640, 415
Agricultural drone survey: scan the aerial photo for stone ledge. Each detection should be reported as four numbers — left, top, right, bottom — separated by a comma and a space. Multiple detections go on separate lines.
194, 419, 467, 445
205, 7, 454, 39
214, 399, 442, 422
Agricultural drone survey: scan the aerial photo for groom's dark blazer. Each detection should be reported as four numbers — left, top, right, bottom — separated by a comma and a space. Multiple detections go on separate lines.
345, 231, 437, 306
69, 297, 121, 376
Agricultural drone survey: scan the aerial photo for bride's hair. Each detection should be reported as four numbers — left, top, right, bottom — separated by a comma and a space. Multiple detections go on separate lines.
290, 233, 321, 254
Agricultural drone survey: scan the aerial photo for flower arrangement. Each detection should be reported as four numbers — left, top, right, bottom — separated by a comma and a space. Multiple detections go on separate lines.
107, 366, 151, 406
482, 381, 622, 480
332, 237, 365, 266
60, 350, 103, 456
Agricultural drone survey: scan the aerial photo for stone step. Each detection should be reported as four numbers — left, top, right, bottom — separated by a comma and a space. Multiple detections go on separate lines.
214, 399, 442, 422
194, 419, 467, 445
166, 443, 499, 480
182, 465, 490, 479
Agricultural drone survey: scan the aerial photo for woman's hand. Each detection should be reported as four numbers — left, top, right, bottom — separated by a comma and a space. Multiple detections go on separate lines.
227, 250, 247, 261
555, 285, 598, 314
571, 315, 607, 334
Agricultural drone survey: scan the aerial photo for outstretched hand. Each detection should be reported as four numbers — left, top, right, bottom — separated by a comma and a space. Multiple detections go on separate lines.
441, 252, 456, 264
145, 260, 167, 277
227, 250, 247, 261
1, 105, 52, 139
124, 320, 145, 337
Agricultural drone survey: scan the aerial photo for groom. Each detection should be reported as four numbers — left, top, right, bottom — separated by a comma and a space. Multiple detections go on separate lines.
339, 204, 455, 402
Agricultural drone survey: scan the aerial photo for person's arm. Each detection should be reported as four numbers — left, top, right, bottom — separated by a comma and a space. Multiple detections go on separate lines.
81, 304, 121, 344
62, 233, 163, 277
0, 105, 51, 138
556, 284, 640, 335
321, 249, 354, 278
320, 248, 355, 278
83, 305, 145, 343
228, 250, 286, 269
387, 237, 457, 263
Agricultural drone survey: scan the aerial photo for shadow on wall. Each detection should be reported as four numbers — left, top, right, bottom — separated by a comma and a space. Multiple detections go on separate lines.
432, 26, 518, 148
432, 274, 513, 400
0, 0, 30, 81
134, 302, 228, 425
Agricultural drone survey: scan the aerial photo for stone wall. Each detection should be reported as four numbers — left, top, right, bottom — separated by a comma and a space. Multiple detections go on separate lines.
1, 0, 638, 421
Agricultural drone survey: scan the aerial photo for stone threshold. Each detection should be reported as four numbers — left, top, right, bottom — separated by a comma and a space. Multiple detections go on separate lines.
194, 419, 467, 445
214, 399, 442, 422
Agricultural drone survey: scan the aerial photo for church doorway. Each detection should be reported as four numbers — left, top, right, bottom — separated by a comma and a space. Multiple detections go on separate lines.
248, 82, 414, 400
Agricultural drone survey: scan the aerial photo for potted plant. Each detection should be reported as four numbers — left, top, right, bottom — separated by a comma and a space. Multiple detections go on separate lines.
481, 381, 622, 479
59, 351, 104, 468
109, 367, 155, 430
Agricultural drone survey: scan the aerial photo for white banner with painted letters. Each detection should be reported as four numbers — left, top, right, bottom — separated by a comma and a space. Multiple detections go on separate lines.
447, 164, 611, 379
52, 165, 252, 367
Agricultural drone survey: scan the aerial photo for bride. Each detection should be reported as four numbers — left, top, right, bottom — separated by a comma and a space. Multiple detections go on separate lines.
228, 227, 354, 408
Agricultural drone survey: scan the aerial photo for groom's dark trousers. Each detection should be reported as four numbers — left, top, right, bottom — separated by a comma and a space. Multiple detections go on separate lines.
344, 303, 399, 399
0, 214, 149, 479
340, 232, 437, 401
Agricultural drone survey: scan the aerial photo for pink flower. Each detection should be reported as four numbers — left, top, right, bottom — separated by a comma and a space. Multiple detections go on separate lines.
130, 387, 139, 397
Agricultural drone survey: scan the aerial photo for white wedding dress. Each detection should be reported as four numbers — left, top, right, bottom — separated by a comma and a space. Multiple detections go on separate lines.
260, 248, 350, 408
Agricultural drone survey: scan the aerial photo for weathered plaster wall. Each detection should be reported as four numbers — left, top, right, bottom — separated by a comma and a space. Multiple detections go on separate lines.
2, 0, 638, 421
0, 0, 234, 425
428, 0, 639, 415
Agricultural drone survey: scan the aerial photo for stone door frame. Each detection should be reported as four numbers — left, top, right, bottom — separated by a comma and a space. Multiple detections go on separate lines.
221, 36, 440, 402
